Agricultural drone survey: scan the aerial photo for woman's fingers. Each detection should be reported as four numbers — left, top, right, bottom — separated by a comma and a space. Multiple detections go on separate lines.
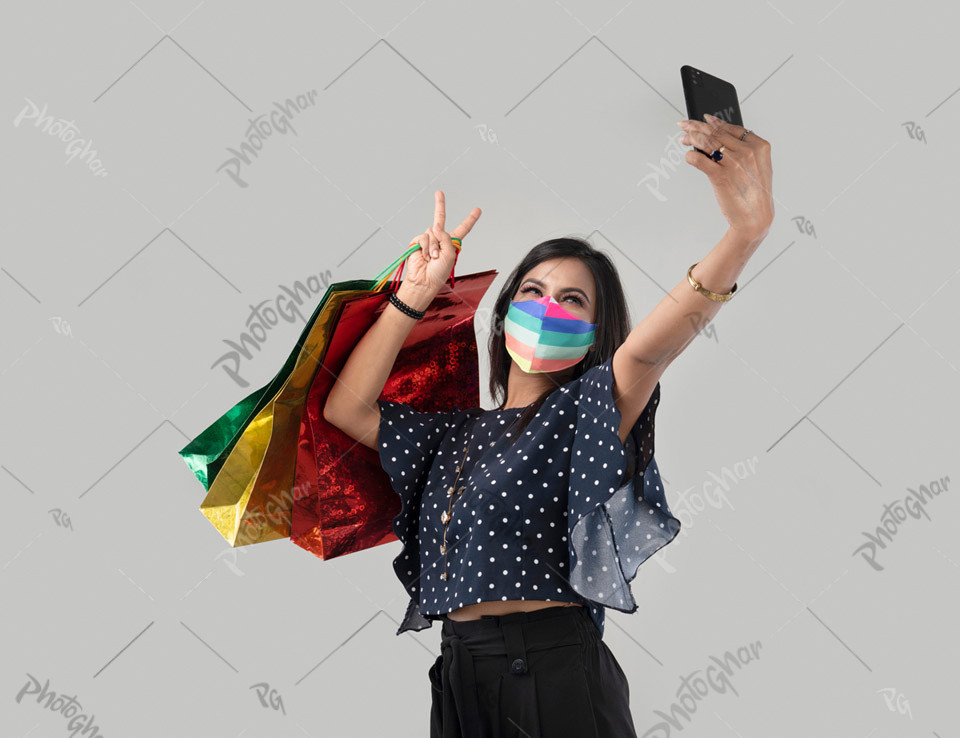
681, 129, 726, 156
680, 119, 742, 154
424, 188, 482, 255
679, 115, 775, 236
700, 114, 749, 147
432, 223, 454, 253
434, 190, 446, 233
681, 127, 732, 156
417, 231, 431, 261
450, 207, 482, 240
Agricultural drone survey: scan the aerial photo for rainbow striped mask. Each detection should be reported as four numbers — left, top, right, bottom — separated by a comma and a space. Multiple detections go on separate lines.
504, 294, 596, 373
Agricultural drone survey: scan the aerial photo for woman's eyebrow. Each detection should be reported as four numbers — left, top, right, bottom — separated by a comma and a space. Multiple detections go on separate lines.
523, 277, 590, 304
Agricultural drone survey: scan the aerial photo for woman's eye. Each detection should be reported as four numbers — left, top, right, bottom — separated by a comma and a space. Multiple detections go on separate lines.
521, 285, 582, 306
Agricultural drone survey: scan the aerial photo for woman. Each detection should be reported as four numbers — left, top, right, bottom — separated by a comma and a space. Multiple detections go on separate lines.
324, 115, 774, 738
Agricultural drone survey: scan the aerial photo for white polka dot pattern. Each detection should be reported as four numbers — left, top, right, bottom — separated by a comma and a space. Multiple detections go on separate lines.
376, 356, 679, 638
566, 359, 680, 638
376, 398, 466, 634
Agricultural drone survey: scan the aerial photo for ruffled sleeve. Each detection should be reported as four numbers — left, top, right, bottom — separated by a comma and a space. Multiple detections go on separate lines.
565, 356, 681, 617
377, 399, 464, 634
377, 400, 461, 504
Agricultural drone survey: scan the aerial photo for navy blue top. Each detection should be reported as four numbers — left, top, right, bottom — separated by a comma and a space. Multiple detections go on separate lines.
376, 355, 681, 638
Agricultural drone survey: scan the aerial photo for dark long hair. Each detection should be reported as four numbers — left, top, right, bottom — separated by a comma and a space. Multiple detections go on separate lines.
484, 237, 631, 440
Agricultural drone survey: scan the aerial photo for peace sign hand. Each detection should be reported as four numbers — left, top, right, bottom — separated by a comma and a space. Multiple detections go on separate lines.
405, 190, 482, 294
679, 114, 775, 240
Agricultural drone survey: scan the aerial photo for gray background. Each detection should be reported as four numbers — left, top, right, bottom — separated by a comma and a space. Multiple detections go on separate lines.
2, 1, 958, 736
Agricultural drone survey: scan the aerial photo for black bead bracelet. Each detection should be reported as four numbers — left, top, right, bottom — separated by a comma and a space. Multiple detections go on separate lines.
388, 292, 426, 320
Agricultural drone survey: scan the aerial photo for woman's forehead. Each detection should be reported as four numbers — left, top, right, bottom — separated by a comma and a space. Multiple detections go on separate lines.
520, 258, 593, 289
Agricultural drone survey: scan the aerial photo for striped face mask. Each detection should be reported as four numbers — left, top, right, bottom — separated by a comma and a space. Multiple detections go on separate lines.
504, 294, 596, 373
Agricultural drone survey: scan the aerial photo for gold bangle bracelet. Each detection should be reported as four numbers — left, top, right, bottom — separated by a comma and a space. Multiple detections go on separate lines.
687, 262, 738, 302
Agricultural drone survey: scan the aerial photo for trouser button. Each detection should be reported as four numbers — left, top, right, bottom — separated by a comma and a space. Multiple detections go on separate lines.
510, 657, 527, 674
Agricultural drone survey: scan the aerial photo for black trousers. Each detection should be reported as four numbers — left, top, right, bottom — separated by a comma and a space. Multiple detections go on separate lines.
428, 604, 637, 738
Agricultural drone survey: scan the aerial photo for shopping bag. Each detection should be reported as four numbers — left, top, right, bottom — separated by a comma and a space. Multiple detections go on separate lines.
182, 237, 479, 550
178, 279, 369, 491
196, 285, 370, 546
291, 269, 497, 559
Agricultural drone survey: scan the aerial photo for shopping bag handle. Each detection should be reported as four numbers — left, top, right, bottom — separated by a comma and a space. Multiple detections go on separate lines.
371, 237, 463, 293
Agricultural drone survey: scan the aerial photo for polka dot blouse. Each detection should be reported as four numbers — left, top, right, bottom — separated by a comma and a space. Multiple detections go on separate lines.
377, 355, 681, 638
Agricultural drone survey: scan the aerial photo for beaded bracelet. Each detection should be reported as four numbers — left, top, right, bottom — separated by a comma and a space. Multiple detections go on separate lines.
388, 292, 426, 320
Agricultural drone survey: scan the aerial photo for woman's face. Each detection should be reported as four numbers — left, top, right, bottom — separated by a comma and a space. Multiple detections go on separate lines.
512, 257, 597, 324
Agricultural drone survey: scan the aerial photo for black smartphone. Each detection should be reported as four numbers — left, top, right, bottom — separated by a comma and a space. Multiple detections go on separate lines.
680, 65, 743, 158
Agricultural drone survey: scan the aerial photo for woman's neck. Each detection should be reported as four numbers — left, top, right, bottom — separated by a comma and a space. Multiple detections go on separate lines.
501, 362, 573, 409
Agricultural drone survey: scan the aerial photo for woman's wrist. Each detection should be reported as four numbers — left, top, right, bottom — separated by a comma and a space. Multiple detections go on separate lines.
727, 223, 769, 250
395, 281, 438, 313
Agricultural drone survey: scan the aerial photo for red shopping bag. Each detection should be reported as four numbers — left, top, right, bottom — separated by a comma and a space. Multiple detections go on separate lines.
291, 270, 498, 559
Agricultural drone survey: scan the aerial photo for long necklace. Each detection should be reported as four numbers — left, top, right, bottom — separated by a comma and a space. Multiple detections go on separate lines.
438, 407, 526, 582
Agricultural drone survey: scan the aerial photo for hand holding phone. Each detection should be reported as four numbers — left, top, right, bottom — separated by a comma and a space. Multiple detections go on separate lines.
676, 65, 774, 239
680, 65, 744, 158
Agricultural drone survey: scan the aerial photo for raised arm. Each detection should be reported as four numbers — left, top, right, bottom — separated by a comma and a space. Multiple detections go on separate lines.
323, 191, 481, 450
323, 278, 438, 451
610, 116, 775, 443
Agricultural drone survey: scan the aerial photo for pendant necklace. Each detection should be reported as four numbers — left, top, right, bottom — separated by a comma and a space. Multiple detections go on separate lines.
438, 406, 527, 582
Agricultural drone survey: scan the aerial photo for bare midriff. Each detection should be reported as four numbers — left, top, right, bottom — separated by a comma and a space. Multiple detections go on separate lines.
445, 599, 584, 622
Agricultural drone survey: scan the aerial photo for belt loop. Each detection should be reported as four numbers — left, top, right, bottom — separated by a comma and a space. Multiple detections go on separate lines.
502, 620, 529, 676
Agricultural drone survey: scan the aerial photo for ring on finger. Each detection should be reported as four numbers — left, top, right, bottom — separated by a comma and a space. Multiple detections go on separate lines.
710, 145, 727, 162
